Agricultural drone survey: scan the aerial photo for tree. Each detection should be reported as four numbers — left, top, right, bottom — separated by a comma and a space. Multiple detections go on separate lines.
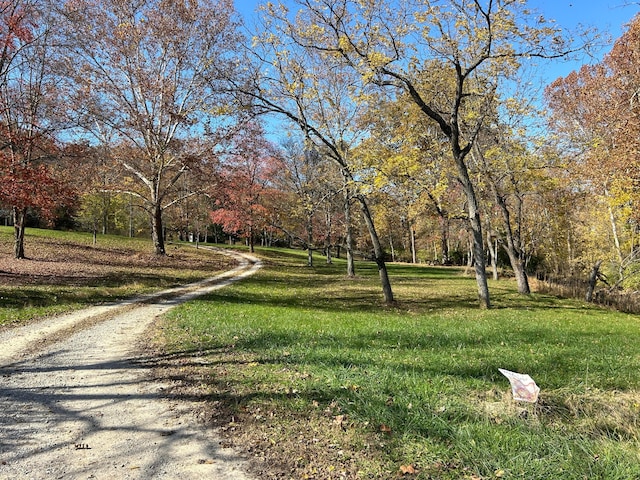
210, 123, 282, 253
546, 14, 640, 287
57, 0, 241, 255
283, 0, 585, 308
275, 139, 342, 267
238, 7, 394, 302
357, 92, 460, 265
0, 0, 75, 258
0, 144, 75, 257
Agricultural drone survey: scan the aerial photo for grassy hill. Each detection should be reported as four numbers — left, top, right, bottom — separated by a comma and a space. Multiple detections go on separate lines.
0, 226, 234, 326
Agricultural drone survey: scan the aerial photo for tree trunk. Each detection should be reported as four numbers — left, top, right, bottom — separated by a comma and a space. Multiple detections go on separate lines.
475, 144, 530, 296
440, 217, 450, 265
427, 193, 451, 264
129, 195, 134, 238
493, 191, 530, 294
466, 236, 473, 269
487, 230, 498, 281
456, 160, 490, 308
506, 248, 530, 293
389, 233, 396, 262
343, 178, 355, 277
357, 195, 394, 304
410, 225, 417, 264
586, 260, 603, 302
325, 207, 332, 264
306, 214, 313, 267
13, 206, 26, 259
151, 203, 166, 255
605, 190, 624, 278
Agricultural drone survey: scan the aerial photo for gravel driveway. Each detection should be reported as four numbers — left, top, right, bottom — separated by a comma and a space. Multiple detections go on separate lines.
0, 248, 260, 480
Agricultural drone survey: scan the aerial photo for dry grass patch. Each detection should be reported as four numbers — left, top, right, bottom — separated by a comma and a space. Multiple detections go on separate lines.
0, 227, 235, 326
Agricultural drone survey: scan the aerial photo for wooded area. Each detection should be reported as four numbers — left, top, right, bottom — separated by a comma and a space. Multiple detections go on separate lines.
0, 0, 638, 308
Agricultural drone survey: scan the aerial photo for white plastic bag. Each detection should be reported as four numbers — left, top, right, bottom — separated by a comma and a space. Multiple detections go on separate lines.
498, 368, 540, 403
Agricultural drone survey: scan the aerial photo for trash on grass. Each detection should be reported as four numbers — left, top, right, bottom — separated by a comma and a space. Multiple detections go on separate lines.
498, 368, 540, 403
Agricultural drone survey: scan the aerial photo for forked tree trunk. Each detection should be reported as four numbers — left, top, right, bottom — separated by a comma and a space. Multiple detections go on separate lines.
492, 189, 530, 294
506, 249, 530, 294
586, 260, 603, 302
456, 161, 490, 308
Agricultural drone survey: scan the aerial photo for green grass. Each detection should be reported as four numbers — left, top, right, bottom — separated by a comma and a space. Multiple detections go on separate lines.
159, 247, 640, 479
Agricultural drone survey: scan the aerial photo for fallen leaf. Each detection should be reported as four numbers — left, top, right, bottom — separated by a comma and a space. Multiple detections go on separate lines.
400, 464, 417, 475
379, 424, 392, 434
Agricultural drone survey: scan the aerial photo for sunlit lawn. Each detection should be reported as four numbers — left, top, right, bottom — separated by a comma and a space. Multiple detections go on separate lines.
160, 247, 640, 479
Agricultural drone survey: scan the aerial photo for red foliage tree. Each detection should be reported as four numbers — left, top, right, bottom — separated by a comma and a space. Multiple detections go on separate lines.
0, 0, 77, 258
0, 134, 75, 258
0, 0, 35, 79
210, 124, 282, 253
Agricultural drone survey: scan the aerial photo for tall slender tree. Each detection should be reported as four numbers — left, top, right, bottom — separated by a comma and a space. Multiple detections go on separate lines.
237, 5, 394, 302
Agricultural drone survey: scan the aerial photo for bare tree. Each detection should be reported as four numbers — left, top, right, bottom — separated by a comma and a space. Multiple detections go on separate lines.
56, 0, 241, 254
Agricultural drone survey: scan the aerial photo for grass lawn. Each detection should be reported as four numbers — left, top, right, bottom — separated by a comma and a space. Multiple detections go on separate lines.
157, 247, 640, 479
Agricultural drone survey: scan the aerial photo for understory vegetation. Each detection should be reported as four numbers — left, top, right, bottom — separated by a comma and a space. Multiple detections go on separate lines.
157, 247, 640, 480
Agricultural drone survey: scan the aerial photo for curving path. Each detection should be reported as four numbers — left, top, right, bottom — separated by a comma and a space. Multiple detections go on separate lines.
0, 248, 261, 480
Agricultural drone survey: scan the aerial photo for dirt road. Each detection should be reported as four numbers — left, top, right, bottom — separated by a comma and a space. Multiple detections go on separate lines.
0, 248, 261, 480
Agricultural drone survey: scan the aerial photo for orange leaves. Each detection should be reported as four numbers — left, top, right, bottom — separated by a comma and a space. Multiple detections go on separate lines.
399, 464, 417, 475
379, 423, 392, 434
